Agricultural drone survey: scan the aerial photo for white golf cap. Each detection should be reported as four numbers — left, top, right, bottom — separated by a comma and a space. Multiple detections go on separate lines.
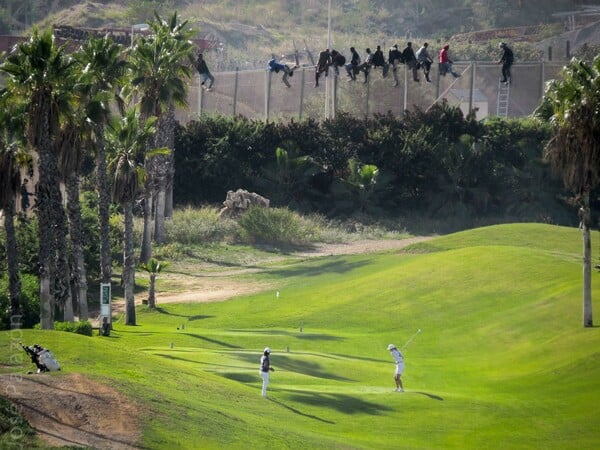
264, 347, 271, 353
387, 344, 396, 351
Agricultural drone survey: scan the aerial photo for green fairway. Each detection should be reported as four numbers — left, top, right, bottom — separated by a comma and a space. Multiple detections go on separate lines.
1, 223, 599, 449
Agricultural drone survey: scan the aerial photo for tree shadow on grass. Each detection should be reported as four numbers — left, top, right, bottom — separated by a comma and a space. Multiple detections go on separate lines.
266, 258, 370, 278
283, 390, 392, 415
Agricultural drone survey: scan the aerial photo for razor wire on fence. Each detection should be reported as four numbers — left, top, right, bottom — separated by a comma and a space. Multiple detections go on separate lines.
176, 61, 566, 124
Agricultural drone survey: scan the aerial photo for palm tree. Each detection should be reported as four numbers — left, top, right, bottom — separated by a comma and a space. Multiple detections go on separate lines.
126, 12, 195, 259
536, 56, 600, 328
106, 108, 164, 326
139, 258, 169, 309
0, 28, 76, 328
0, 89, 26, 328
66, 35, 127, 321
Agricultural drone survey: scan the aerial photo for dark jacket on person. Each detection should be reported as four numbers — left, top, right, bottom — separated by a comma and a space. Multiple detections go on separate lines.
402, 45, 417, 64
372, 46, 385, 67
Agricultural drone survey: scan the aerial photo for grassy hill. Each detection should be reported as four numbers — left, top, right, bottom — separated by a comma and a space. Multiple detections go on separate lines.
1, 223, 599, 448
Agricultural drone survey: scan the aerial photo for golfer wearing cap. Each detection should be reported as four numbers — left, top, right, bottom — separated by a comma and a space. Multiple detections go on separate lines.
260, 347, 274, 398
387, 344, 404, 392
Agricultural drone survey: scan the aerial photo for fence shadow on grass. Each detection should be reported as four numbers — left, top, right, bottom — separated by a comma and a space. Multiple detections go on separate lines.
410, 391, 444, 401
268, 397, 335, 424
228, 329, 345, 342
181, 333, 241, 348
284, 391, 393, 415
266, 258, 370, 278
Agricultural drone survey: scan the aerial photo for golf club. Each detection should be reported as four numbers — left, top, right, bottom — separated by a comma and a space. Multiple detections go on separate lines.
400, 328, 422, 351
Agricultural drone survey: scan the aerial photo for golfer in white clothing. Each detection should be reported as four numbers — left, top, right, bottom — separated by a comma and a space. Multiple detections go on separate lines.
260, 347, 274, 397
387, 344, 404, 392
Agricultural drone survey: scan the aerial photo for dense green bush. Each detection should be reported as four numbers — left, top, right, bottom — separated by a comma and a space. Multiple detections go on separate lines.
53, 320, 93, 336
174, 107, 576, 229
0, 274, 40, 330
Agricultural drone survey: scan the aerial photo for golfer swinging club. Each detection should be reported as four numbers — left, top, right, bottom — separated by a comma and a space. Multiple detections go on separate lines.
260, 347, 274, 398
387, 344, 404, 392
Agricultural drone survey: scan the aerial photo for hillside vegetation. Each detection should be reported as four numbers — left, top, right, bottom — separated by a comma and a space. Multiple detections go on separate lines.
1, 223, 599, 448
1, 1, 592, 69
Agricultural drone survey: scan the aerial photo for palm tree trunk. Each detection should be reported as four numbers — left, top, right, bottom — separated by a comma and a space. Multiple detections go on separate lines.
123, 201, 137, 325
165, 176, 173, 218
95, 129, 112, 285
66, 172, 88, 321
148, 273, 156, 309
153, 183, 166, 244
36, 181, 55, 329
139, 193, 152, 264
3, 193, 22, 328
54, 194, 74, 323
582, 193, 593, 327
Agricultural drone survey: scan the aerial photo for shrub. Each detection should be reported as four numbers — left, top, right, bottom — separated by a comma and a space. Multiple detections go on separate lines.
54, 320, 93, 336
164, 206, 238, 245
236, 206, 318, 247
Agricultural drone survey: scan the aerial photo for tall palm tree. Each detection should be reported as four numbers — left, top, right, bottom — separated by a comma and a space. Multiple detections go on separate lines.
536, 56, 600, 328
0, 28, 76, 328
106, 108, 163, 326
64, 36, 127, 321
126, 12, 195, 259
75, 35, 127, 290
0, 89, 26, 328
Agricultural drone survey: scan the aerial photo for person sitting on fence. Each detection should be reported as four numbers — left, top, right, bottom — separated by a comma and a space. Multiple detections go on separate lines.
345, 47, 361, 81
439, 44, 460, 78
357, 48, 374, 84
267, 56, 296, 88
402, 42, 420, 82
330, 50, 346, 77
195, 52, 215, 91
416, 42, 433, 83
372, 45, 390, 78
388, 44, 403, 87
315, 48, 332, 87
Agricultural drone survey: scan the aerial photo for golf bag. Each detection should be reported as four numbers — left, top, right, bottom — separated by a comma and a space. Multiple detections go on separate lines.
21, 343, 61, 373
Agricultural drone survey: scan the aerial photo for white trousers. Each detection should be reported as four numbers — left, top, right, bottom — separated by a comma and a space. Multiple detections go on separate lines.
260, 371, 269, 397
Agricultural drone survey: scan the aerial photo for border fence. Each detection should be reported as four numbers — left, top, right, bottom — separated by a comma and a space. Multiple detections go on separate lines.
177, 61, 566, 123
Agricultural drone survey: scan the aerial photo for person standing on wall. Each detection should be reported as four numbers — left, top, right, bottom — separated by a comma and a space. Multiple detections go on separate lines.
498, 42, 514, 85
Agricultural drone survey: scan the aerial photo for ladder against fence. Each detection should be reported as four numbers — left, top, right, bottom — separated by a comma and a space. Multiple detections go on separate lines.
497, 80, 511, 117
180, 61, 563, 123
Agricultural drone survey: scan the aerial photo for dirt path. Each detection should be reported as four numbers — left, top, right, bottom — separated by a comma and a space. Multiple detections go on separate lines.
2, 237, 430, 449
0, 373, 142, 449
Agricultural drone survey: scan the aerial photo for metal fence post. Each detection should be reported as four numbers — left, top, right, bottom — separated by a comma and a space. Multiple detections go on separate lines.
299, 68, 305, 121
365, 74, 370, 120
540, 61, 546, 100
198, 76, 204, 116
332, 71, 337, 119
233, 67, 239, 116
403, 63, 408, 113
265, 70, 271, 122
469, 62, 476, 114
